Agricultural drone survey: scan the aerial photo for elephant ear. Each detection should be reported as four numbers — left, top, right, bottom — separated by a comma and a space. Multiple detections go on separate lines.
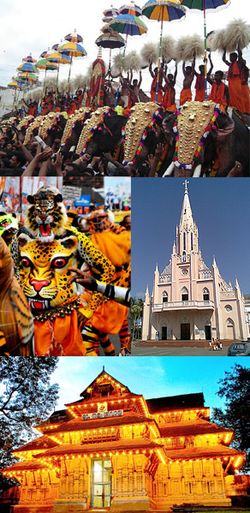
123, 102, 159, 162
76, 107, 109, 155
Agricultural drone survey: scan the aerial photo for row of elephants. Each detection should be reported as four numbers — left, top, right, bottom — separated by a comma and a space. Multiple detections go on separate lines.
3, 99, 249, 177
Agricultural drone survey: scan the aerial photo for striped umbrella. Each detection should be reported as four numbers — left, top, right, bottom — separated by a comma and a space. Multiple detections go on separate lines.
96, 27, 125, 76
58, 42, 87, 89
142, 1, 185, 100
103, 6, 119, 22
180, 1, 230, 51
119, 2, 142, 16
17, 62, 37, 73
46, 51, 71, 90
180, 0, 230, 95
65, 30, 83, 43
17, 72, 38, 83
22, 54, 37, 63
109, 14, 148, 36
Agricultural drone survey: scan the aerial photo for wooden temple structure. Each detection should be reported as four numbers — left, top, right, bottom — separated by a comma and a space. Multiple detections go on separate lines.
2, 369, 245, 512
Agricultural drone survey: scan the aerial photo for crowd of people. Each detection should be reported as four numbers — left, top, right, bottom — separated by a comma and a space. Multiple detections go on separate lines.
0, 48, 249, 178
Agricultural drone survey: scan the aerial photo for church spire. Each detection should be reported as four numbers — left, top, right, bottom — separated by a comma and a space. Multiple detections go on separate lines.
176, 182, 199, 255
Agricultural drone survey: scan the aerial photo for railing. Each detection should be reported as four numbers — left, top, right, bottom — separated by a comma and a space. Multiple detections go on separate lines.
152, 300, 214, 312
159, 275, 172, 283
198, 270, 213, 279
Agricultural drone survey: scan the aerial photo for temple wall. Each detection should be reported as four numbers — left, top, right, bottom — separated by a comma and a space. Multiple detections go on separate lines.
154, 459, 231, 509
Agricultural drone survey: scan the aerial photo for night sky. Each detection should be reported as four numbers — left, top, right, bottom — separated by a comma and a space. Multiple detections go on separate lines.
132, 179, 250, 297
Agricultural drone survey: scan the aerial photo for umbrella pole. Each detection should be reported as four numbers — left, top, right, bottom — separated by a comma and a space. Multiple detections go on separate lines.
68, 55, 73, 91
56, 66, 60, 96
156, 11, 164, 103
108, 48, 112, 77
203, 0, 208, 99
43, 69, 47, 97
123, 34, 128, 56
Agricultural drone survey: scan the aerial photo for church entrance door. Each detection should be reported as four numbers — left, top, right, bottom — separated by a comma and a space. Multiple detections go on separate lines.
181, 323, 190, 340
91, 459, 112, 509
161, 326, 167, 340
205, 325, 212, 340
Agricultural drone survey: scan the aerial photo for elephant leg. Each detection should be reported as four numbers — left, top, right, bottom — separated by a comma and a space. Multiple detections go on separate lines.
173, 168, 193, 178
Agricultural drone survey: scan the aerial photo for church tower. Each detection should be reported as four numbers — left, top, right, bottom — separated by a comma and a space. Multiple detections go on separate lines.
176, 180, 199, 257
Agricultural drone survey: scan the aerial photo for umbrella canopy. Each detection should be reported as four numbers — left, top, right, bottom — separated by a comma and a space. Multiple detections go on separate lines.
36, 58, 58, 71
181, 0, 229, 9
142, 0, 186, 22
65, 30, 83, 43
95, 31, 125, 49
22, 54, 37, 63
58, 42, 87, 57
46, 51, 71, 64
17, 72, 38, 83
119, 2, 142, 16
17, 62, 37, 73
103, 6, 119, 21
8, 80, 21, 89
109, 14, 148, 36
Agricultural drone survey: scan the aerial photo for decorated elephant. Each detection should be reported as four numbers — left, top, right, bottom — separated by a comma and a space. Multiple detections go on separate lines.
162, 101, 249, 177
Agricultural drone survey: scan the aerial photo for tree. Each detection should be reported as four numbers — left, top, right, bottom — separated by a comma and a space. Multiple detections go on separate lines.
212, 364, 250, 471
130, 297, 144, 342
0, 357, 59, 491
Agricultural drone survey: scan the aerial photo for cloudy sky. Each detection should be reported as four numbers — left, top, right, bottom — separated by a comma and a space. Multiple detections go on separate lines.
51, 356, 249, 412
0, 0, 249, 91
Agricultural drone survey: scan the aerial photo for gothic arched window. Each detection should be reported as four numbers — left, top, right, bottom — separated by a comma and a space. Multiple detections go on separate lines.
162, 291, 168, 303
203, 288, 210, 302
181, 287, 189, 302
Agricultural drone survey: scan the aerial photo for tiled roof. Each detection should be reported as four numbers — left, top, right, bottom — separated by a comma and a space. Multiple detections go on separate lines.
13, 436, 58, 453
165, 445, 242, 460
42, 412, 154, 434
159, 421, 232, 438
34, 439, 163, 457
147, 393, 205, 413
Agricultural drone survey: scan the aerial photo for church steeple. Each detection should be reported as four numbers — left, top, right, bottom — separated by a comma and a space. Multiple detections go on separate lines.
176, 181, 199, 256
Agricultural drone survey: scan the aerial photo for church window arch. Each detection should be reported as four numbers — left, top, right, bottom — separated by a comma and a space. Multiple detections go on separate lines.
162, 291, 168, 303
182, 251, 187, 263
191, 232, 194, 251
226, 318, 234, 327
203, 288, 210, 302
181, 287, 189, 302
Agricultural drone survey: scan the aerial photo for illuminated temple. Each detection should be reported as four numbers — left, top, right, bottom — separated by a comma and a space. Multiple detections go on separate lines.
2, 369, 245, 512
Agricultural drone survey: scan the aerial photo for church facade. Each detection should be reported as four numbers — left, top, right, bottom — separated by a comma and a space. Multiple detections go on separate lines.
142, 183, 248, 342
1, 369, 245, 512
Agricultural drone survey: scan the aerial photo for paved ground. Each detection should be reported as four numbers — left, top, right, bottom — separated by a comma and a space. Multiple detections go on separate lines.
132, 339, 233, 356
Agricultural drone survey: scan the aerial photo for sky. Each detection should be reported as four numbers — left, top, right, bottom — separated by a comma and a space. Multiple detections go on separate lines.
0, 0, 249, 92
132, 179, 250, 297
51, 356, 250, 412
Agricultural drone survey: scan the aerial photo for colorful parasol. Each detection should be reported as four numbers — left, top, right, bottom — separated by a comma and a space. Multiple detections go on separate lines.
142, 0, 186, 100
17, 62, 38, 73
58, 41, 87, 89
65, 30, 83, 43
180, 1, 230, 51
103, 6, 119, 22
96, 26, 125, 76
17, 72, 38, 83
46, 51, 71, 90
22, 54, 37, 63
180, 0, 230, 95
36, 59, 58, 71
119, 2, 142, 16
109, 14, 148, 36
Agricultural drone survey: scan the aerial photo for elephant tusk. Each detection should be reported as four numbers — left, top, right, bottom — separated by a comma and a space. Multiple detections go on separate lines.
192, 164, 202, 177
162, 162, 175, 177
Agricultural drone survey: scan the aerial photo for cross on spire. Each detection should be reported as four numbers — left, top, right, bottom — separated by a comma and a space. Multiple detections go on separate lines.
183, 179, 189, 194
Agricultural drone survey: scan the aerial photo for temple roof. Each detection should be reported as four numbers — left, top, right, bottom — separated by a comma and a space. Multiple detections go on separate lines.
34, 439, 164, 458
40, 412, 155, 435
159, 420, 232, 438
2, 461, 46, 472
146, 393, 205, 413
79, 368, 131, 399
165, 445, 243, 460
13, 435, 58, 453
